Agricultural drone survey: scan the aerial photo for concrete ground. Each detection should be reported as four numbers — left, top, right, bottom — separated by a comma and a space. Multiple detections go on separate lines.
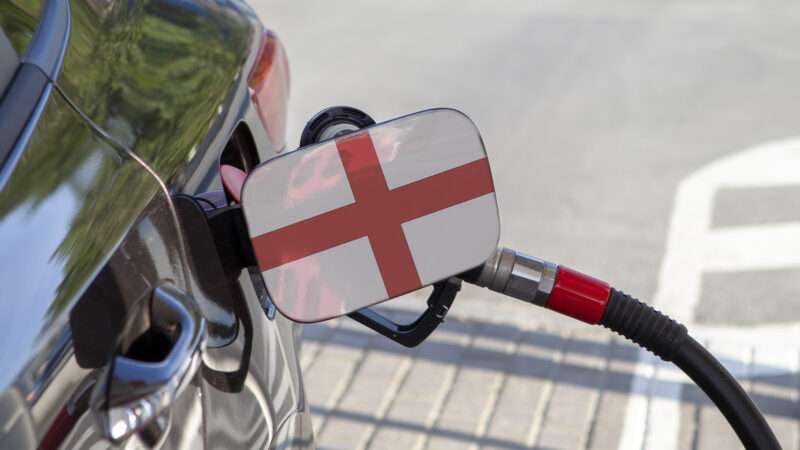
252, 1, 800, 448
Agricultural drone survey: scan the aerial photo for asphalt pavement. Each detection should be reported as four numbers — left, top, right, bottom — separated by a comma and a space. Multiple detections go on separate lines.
252, 2, 800, 448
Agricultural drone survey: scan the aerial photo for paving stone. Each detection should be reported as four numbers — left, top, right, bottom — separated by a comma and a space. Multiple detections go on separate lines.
587, 337, 639, 450
301, 322, 339, 371
320, 350, 408, 449
305, 320, 374, 435
678, 371, 704, 450
415, 320, 481, 450
535, 330, 611, 450
426, 323, 521, 450
368, 319, 474, 450
302, 320, 800, 450
751, 346, 800, 450
482, 328, 565, 450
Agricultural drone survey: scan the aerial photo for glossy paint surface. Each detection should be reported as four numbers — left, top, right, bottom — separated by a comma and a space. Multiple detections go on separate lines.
0, 88, 160, 392
56, 0, 257, 185
0, 0, 42, 54
242, 109, 500, 322
0, 0, 311, 448
0, 86, 187, 448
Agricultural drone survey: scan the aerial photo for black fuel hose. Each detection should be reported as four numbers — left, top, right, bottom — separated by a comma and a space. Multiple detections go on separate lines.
600, 289, 780, 450
465, 248, 781, 450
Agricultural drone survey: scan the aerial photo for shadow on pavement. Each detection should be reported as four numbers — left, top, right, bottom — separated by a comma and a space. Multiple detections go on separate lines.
303, 307, 800, 420
312, 406, 557, 450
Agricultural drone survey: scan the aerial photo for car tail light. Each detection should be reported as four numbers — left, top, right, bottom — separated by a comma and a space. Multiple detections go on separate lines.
248, 31, 290, 149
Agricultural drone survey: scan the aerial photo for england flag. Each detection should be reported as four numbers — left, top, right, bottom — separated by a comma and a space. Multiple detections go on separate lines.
241, 109, 500, 322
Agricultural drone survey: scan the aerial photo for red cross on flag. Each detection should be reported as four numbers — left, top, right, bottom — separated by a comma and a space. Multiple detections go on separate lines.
241, 109, 500, 322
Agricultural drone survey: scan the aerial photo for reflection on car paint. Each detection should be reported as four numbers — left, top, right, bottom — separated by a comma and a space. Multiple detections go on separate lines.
57, 0, 256, 184
0, 0, 310, 447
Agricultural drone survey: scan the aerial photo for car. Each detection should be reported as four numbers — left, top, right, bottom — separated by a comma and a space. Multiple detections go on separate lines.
0, 0, 313, 448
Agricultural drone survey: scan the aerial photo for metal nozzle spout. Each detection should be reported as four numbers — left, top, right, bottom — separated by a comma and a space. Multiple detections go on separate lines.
471, 247, 558, 306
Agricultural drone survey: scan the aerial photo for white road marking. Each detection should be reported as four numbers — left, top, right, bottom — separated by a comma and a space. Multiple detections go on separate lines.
617, 351, 657, 450
618, 138, 800, 450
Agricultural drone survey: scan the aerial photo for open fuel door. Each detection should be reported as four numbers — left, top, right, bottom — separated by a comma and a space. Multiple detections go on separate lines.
239, 108, 501, 323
